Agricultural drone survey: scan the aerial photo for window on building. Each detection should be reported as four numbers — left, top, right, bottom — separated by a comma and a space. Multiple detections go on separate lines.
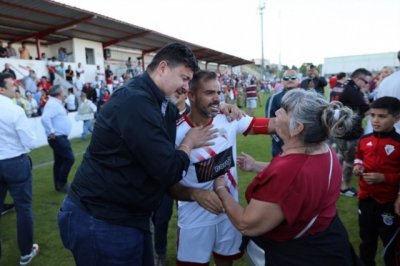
85, 48, 95, 65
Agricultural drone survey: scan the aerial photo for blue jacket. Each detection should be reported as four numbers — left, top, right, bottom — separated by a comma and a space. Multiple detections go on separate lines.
265, 90, 287, 157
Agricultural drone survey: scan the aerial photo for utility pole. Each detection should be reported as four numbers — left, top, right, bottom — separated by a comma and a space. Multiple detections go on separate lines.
259, 1, 265, 80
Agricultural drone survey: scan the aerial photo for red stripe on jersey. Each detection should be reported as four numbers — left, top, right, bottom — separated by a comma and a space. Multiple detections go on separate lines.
227, 170, 237, 188
176, 116, 185, 126
205, 147, 217, 157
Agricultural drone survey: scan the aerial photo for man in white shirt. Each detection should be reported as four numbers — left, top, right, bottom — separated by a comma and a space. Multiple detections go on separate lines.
65, 88, 77, 112
74, 72, 84, 95
0, 73, 39, 265
95, 65, 105, 82
75, 92, 97, 140
75, 62, 85, 82
41, 85, 75, 192
169, 70, 271, 265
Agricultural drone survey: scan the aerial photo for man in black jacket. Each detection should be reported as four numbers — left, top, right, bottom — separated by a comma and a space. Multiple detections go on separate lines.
300, 64, 327, 95
58, 43, 218, 265
336, 68, 371, 197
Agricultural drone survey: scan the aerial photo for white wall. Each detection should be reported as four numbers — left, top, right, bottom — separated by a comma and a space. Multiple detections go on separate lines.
323, 52, 399, 75
72, 38, 104, 82
29, 112, 83, 148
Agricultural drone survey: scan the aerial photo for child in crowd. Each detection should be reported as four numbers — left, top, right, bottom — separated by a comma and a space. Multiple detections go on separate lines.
353, 96, 400, 266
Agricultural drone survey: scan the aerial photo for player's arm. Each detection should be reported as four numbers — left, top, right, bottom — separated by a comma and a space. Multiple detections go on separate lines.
168, 183, 224, 214
244, 117, 276, 135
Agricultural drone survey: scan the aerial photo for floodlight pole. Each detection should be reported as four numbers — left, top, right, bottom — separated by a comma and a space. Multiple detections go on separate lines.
259, 1, 266, 80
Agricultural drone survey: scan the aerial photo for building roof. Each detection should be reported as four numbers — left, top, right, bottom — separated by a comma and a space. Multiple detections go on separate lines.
0, 0, 252, 66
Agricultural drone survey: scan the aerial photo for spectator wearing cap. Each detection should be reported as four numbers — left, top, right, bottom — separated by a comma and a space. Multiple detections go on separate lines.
41, 85, 75, 192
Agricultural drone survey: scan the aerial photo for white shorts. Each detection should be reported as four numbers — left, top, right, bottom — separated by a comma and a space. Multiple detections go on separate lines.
246, 99, 257, 109
177, 217, 242, 263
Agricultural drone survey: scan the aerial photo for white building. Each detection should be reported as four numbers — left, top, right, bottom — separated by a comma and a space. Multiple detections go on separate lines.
322, 52, 398, 75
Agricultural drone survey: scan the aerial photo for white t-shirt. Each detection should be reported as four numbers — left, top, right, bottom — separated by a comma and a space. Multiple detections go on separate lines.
176, 114, 253, 229
66, 94, 76, 111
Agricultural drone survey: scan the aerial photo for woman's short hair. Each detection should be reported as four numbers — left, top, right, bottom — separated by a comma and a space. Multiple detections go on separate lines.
281, 89, 354, 144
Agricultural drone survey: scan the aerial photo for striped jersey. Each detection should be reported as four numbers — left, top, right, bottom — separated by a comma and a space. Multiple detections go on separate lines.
176, 114, 253, 228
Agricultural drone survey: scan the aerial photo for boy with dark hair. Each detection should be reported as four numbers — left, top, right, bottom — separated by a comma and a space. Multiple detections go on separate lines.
353, 96, 400, 266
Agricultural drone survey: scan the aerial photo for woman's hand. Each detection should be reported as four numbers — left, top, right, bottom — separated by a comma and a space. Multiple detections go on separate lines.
213, 177, 227, 192
237, 152, 256, 172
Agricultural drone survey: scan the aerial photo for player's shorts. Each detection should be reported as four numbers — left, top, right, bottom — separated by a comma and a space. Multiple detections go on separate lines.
177, 217, 243, 264
246, 98, 257, 109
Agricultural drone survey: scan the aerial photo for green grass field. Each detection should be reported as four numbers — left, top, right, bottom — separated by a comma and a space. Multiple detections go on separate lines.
0, 92, 384, 265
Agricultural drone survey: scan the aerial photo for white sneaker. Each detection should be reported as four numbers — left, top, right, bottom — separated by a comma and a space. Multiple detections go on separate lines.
19, 243, 39, 265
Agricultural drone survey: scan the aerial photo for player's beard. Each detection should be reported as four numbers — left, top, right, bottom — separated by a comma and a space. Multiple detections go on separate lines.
166, 94, 179, 106
196, 100, 220, 118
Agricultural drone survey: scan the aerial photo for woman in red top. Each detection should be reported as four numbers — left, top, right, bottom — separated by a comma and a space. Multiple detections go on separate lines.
214, 89, 359, 265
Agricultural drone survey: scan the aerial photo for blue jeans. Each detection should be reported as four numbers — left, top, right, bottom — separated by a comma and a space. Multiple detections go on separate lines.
48, 136, 75, 190
58, 196, 154, 266
82, 120, 94, 140
0, 154, 34, 256
152, 194, 173, 256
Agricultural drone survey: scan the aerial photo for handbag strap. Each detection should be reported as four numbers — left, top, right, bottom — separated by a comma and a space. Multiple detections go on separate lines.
294, 145, 333, 239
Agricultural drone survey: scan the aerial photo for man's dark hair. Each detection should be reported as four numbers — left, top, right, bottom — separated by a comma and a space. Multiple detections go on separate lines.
147, 43, 199, 73
189, 70, 217, 92
397, 50, 400, 62
370, 96, 400, 116
49, 85, 64, 97
350, 68, 372, 79
0, 73, 12, 88
336, 72, 346, 80
68, 87, 74, 93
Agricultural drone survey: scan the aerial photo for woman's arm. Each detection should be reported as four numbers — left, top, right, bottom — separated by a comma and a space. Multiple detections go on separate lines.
214, 178, 284, 237
237, 152, 269, 173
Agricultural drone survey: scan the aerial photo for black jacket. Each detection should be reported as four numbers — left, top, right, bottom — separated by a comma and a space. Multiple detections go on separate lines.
69, 72, 189, 231
300, 77, 327, 94
337, 80, 370, 140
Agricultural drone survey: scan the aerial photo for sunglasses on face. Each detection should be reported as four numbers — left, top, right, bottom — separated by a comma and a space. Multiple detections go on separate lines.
282, 75, 297, 81
359, 77, 370, 85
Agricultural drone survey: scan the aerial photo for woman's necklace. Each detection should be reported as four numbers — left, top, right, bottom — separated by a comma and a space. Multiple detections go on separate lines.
283, 144, 323, 154
282, 145, 306, 154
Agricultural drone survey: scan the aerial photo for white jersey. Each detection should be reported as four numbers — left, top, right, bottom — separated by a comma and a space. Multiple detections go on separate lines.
176, 114, 253, 229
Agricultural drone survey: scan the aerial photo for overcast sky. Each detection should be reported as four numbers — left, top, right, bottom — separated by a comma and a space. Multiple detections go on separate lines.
57, 0, 400, 67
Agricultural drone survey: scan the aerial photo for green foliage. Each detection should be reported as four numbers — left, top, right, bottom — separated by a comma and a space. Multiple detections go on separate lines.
0, 94, 383, 265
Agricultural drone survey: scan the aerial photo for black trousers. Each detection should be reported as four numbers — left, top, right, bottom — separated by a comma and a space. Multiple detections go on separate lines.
252, 215, 357, 266
359, 197, 398, 266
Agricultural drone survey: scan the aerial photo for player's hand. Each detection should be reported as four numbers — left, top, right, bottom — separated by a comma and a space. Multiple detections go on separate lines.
192, 189, 224, 214
362, 172, 385, 184
352, 165, 364, 176
220, 103, 245, 121
237, 152, 256, 172
183, 125, 218, 149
